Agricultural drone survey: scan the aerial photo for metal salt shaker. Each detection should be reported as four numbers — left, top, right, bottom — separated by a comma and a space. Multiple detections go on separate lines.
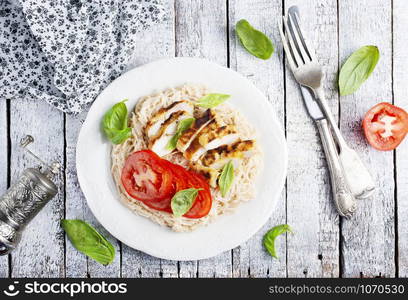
0, 136, 60, 255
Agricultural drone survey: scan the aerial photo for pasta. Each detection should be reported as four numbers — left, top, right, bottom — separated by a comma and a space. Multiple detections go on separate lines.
111, 84, 262, 232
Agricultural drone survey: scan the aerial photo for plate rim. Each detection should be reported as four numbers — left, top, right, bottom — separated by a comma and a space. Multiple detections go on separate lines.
76, 57, 288, 261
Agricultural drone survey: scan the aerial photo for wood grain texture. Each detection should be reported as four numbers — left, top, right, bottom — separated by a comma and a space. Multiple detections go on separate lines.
0, 99, 9, 278
65, 113, 122, 278
339, 0, 395, 277
393, 0, 408, 278
121, 0, 176, 278
64, 114, 87, 278
1, 0, 406, 278
284, 0, 340, 277
9, 97, 65, 277
175, 0, 232, 278
228, 0, 286, 278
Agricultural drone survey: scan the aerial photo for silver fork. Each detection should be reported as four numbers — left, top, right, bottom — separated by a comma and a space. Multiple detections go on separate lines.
279, 6, 375, 200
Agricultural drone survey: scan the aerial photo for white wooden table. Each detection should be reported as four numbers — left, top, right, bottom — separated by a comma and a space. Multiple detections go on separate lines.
1, 0, 407, 278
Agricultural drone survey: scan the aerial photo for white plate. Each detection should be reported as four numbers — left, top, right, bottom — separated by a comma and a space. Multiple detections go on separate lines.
76, 57, 287, 261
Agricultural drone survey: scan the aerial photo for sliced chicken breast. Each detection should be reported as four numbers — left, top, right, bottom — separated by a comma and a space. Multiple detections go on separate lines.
183, 116, 238, 162
145, 101, 194, 139
200, 140, 255, 170
198, 125, 240, 150
190, 163, 219, 188
149, 110, 191, 157
176, 109, 214, 152
183, 138, 207, 162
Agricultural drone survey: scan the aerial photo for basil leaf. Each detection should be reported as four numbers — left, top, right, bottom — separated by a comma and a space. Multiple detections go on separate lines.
236, 19, 274, 60
263, 224, 292, 258
61, 219, 115, 265
218, 161, 234, 197
339, 45, 380, 96
166, 118, 195, 151
171, 188, 202, 217
106, 127, 132, 144
102, 100, 132, 144
196, 94, 230, 108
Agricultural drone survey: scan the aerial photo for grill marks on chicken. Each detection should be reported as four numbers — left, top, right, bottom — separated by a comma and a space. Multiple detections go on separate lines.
176, 109, 214, 153
201, 140, 255, 170
145, 100, 194, 139
189, 162, 219, 188
145, 100, 256, 187
199, 125, 240, 151
147, 103, 194, 157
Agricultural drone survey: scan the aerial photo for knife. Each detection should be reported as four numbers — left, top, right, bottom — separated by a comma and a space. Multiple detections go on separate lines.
299, 85, 357, 218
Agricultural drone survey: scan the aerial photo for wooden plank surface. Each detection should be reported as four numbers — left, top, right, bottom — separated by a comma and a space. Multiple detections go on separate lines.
394, 0, 408, 278
284, 0, 340, 277
229, 0, 286, 278
0, 99, 9, 278
175, 0, 232, 278
121, 0, 177, 279
64, 114, 87, 278
339, 0, 395, 277
65, 112, 122, 278
0, 0, 405, 278
9, 98, 65, 277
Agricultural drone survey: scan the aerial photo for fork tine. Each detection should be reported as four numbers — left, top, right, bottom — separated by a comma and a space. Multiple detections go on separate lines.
278, 19, 297, 70
287, 13, 310, 63
282, 15, 303, 67
289, 10, 318, 62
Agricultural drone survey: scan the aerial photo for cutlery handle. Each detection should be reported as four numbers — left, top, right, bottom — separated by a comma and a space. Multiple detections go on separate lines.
314, 88, 375, 199
316, 119, 357, 218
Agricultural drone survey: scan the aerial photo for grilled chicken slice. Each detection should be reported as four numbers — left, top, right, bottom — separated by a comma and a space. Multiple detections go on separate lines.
149, 110, 192, 157
190, 163, 219, 188
182, 118, 221, 162
145, 101, 194, 139
200, 140, 255, 170
176, 109, 214, 153
183, 138, 207, 162
198, 125, 240, 150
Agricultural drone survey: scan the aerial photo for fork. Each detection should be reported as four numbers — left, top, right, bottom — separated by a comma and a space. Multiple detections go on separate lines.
279, 6, 375, 200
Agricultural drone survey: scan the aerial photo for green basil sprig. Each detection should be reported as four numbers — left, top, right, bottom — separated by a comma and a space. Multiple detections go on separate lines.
61, 219, 115, 265
196, 93, 230, 108
339, 45, 380, 96
171, 188, 202, 217
218, 161, 234, 197
166, 118, 195, 151
263, 224, 292, 258
102, 100, 132, 144
236, 19, 274, 60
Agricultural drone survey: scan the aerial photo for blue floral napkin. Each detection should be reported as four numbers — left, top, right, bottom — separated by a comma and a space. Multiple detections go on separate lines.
0, 0, 167, 113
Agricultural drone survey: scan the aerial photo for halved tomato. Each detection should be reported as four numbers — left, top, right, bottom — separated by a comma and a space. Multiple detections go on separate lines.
121, 150, 173, 202
363, 102, 408, 151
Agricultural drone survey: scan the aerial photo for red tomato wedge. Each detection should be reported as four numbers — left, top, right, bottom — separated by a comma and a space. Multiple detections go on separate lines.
121, 150, 173, 202
363, 102, 408, 151
121, 150, 213, 218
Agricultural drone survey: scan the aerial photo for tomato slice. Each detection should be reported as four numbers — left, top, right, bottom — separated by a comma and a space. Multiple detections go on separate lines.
121, 150, 173, 202
121, 150, 213, 218
164, 162, 189, 191
182, 172, 212, 219
141, 161, 188, 213
363, 102, 408, 151
142, 161, 212, 218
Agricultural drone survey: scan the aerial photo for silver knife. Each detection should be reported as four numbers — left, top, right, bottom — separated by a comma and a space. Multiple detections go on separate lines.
287, 6, 375, 199
300, 85, 357, 218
